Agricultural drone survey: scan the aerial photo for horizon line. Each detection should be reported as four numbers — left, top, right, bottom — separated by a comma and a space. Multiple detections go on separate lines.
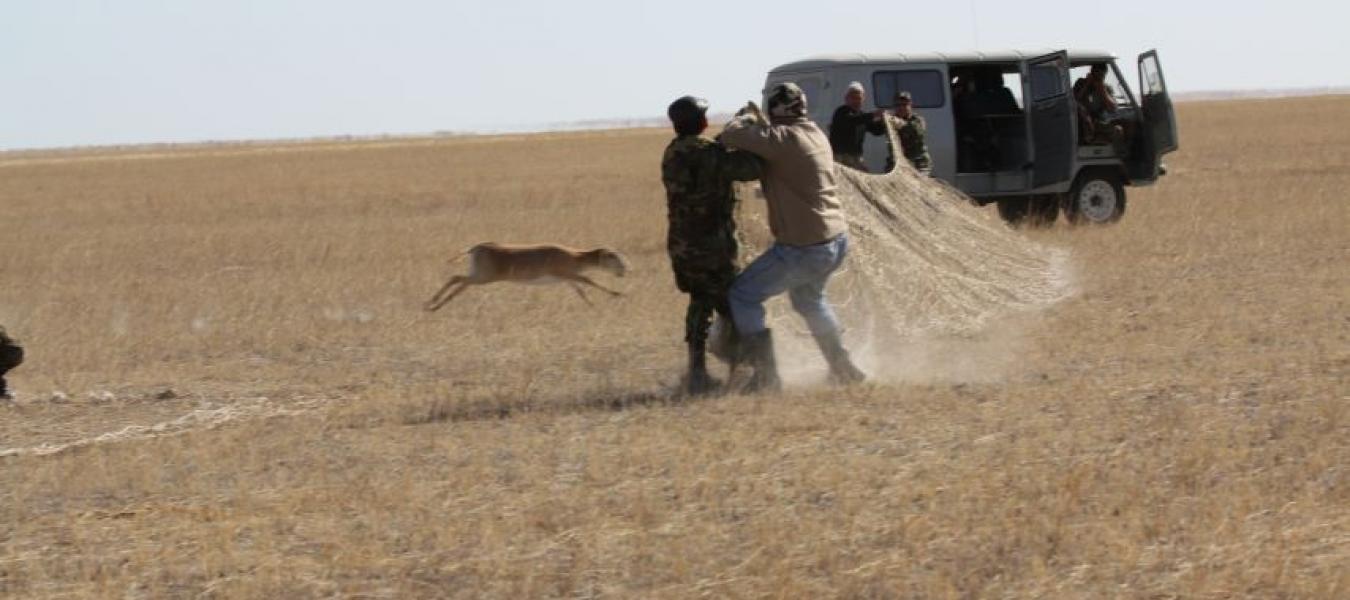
4, 86, 1348, 155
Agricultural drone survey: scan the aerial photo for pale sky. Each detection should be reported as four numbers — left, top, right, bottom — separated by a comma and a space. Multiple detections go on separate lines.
2, 0, 1344, 150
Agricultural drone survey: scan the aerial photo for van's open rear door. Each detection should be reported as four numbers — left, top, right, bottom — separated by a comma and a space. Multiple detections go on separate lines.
1138, 50, 1178, 156
1021, 51, 1075, 189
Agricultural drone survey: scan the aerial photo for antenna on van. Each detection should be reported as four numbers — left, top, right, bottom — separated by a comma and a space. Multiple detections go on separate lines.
969, 0, 980, 48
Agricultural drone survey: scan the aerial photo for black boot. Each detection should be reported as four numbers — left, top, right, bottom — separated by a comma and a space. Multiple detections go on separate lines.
685, 342, 720, 396
814, 330, 866, 385
742, 329, 782, 394
0, 377, 10, 401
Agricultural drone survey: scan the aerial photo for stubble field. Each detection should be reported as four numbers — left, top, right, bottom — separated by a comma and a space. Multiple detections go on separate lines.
1, 96, 1346, 598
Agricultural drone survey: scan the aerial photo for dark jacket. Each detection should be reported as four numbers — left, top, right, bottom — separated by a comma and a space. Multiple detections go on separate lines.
828, 105, 885, 156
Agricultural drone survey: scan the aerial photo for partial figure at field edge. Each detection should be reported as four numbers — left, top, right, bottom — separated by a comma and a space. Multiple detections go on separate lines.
0, 326, 24, 400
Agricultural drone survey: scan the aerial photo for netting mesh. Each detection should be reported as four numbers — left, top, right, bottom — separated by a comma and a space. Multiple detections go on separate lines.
730, 119, 1073, 382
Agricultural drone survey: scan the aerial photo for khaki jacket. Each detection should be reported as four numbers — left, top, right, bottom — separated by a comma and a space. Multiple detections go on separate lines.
719, 116, 848, 246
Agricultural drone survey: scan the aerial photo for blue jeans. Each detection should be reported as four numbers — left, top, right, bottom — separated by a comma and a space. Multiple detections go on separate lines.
730, 234, 849, 336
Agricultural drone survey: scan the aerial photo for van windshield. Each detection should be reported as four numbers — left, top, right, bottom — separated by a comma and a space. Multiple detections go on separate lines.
1069, 64, 1134, 108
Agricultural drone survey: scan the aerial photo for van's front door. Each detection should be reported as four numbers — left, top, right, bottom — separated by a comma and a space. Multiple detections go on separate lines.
1133, 50, 1178, 180
1020, 51, 1076, 189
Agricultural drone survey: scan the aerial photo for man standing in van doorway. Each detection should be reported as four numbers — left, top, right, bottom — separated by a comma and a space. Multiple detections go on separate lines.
885, 91, 932, 174
719, 82, 868, 393
828, 82, 885, 171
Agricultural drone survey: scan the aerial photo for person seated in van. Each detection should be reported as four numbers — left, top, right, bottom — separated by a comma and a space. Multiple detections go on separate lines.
828, 82, 886, 171
951, 72, 968, 103
974, 69, 1020, 115
952, 71, 976, 119
952, 72, 981, 171
884, 91, 932, 175
954, 70, 1010, 171
1074, 63, 1124, 145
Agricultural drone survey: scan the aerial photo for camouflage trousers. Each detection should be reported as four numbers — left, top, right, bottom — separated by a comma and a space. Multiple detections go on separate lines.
672, 258, 737, 349
685, 292, 735, 350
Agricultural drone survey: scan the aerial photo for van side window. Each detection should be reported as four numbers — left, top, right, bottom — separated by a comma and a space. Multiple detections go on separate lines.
871, 70, 945, 108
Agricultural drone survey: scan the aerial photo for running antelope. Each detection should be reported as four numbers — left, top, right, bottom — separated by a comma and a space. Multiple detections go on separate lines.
424, 243, 628, 311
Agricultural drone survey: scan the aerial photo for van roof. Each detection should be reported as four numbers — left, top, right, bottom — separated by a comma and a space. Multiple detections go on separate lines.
769, 49, 1117, 74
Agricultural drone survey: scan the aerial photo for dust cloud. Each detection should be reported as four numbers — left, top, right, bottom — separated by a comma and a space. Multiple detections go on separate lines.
741, 122, 1074, 386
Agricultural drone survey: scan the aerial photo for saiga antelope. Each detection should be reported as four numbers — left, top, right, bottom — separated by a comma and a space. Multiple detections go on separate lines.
425, 243, 628, 311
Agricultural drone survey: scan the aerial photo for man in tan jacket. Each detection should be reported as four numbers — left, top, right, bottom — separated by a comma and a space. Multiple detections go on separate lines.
718, 82, 867, 392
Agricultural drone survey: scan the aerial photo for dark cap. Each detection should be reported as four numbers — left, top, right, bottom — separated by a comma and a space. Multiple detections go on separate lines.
667, 95, 709, 135
894, 91, 913, 103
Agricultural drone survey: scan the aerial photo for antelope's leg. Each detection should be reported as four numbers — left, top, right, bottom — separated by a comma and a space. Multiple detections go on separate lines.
428, 282, 476, 311
428, 275, 465, 303
568, 282, 596, 306
565, 273, 622, 297
425, 276, 469, 311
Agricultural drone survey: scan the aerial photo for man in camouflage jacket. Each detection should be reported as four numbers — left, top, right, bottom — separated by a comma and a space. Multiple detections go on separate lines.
0, 326, 23, 400
885, 91, 932, 174
661, 95, 762, 394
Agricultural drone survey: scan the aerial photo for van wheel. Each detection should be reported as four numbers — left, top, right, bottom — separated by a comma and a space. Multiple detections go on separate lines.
996, 197, 1058, 227
1063, 174, 1126, 224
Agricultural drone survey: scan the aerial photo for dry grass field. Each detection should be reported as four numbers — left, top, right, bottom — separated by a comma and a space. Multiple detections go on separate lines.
1, 96, 1346, 598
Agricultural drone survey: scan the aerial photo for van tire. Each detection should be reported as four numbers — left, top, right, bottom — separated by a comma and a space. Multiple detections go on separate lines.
1063, 172, 1126, 224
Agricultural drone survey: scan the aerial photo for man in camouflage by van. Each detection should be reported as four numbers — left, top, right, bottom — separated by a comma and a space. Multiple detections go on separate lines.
0, 326, 24, 400
885, 91, 932, 174
661, 95, 763, 395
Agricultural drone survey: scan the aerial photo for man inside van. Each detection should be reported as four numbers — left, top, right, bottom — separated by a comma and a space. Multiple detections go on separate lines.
719, 82, 868, 392
955, 68, 1018, 171
1074, 63, 1131, 150
828, 82, 885, 171
661, 95, 763, 395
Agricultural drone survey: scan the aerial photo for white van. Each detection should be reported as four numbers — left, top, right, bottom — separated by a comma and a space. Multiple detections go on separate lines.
762, 49, 1178, 224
